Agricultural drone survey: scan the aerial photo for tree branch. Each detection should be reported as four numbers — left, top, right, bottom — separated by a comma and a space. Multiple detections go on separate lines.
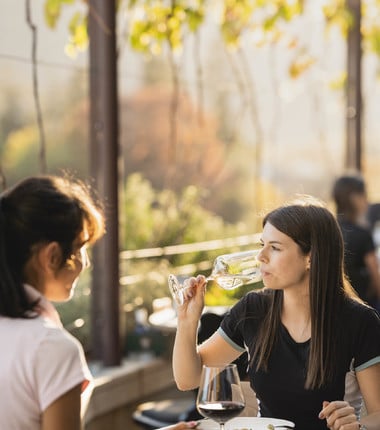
25, 0, 47, 173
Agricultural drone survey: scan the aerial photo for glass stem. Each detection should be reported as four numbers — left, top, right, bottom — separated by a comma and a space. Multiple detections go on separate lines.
219, 424, 225, 430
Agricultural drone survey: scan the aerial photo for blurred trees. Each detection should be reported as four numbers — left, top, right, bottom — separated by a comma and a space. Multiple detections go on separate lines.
121, 86, 226, 193
1, 96, 89, 185
0, 89, 29, 188
38, 0, 380, 199
120, 85, 256, 221
7, 1, 380, 214
120, 172, 247, 252
0, 72, 89, 187
0, 76, 258, 223
118, 172, 250, 302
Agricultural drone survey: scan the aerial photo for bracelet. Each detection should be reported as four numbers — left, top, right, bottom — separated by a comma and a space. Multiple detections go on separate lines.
358, 424, 368, 430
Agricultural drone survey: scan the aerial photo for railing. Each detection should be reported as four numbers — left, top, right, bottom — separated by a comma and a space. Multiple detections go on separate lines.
120, 233, 261, 259
119, 232, 261, 286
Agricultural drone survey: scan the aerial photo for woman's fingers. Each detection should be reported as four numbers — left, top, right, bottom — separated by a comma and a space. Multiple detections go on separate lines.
182, 276, 206, 300
319, 401, 358, 429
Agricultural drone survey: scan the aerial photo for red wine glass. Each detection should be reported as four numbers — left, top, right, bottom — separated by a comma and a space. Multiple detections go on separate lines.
196, 364, 245, 430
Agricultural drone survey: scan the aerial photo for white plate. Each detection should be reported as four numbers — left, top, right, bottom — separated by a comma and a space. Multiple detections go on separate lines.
197, 417, 295, 430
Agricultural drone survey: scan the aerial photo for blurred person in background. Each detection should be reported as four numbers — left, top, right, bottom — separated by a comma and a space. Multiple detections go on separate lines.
332, 173, 380, 310
0, 175, 105, 430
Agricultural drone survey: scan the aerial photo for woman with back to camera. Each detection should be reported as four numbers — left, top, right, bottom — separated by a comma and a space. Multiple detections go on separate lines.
332, 174, 380, 309
172, 197, 380, 430
0, 175, 105, 430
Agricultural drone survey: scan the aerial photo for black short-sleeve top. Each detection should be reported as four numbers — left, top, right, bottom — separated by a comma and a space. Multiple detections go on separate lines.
218, 291, 380, 430
338, 219, 375, 301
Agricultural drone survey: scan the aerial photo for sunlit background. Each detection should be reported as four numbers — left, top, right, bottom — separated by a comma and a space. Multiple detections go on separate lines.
1, 0, 380, 357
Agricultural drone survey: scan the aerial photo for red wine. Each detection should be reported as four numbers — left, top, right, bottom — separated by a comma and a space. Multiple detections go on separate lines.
197, 401, 245, 423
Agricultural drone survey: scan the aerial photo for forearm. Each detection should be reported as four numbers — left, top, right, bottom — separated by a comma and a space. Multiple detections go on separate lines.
42, 385, 82, 430
172, 319, 203, 391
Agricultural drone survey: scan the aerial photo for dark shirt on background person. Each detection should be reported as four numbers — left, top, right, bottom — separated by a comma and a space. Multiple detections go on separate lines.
367, 203, 380, 233
338, 217, 375, 302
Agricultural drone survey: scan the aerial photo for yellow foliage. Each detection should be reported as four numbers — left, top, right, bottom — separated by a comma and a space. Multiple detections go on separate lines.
322, 0, 352, 37
64, 42, 78, 58
2, 126, 39, 169
288, 53, 316, 79
328, 72, 347, 90
362, 24, 380, 55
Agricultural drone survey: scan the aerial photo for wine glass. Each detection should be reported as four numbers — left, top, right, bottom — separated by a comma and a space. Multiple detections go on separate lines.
196, 364, 245, 430
168, 249, 262, 306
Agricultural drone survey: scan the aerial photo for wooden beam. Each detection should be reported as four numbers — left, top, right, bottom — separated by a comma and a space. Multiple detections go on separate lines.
346, 0, 362, 171
88, 0, 120, 366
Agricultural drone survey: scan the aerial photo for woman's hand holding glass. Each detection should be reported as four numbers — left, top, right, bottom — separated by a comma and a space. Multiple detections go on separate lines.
174, 275, 207, 322
169, 249, 262, 307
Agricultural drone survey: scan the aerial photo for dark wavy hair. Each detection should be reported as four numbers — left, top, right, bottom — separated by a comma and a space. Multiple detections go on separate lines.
0, 175, 105, 318
251, 196, 360, 389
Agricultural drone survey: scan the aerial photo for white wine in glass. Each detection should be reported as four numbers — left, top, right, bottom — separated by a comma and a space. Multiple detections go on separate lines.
196, 364, 245, 430
168, 249, 262, 306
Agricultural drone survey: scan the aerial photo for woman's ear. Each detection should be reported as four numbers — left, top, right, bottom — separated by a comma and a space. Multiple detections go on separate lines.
23, 242, 63, 291
40, 242, 62, 272
306, 253, 311, 270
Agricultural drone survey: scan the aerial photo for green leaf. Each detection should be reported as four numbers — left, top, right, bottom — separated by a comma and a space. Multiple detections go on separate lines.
185, 8, 205, 32
44, 0, 75, 28
66, 12, 88, 53
44, 0, 62, 28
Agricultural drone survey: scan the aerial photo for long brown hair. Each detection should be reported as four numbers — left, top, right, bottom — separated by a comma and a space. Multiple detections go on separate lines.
251, 197, 360, 389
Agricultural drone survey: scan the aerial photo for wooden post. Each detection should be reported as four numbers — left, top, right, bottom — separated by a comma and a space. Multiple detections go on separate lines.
88, 0, 120, 366
346, 0, 362, 171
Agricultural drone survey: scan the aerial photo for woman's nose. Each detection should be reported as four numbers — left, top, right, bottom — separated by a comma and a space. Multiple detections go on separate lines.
257, 247, 267, 263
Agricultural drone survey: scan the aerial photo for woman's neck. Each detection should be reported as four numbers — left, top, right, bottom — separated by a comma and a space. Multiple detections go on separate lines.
281, 288, 311, 342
